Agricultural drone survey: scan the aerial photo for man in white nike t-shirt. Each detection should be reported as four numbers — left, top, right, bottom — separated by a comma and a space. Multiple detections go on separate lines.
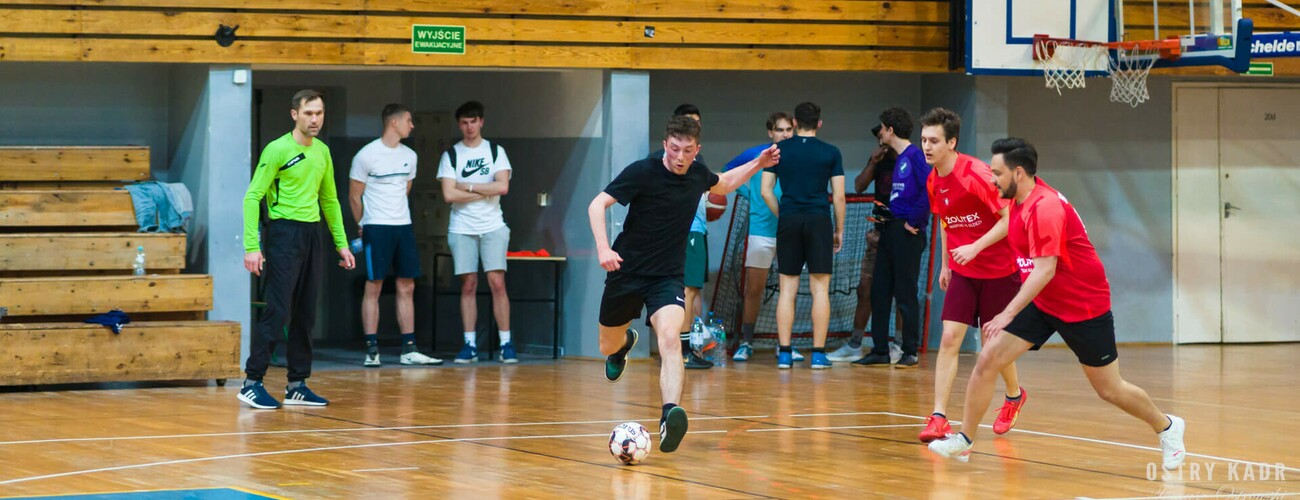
349, 103, 442, 368
436, 100, 517, 364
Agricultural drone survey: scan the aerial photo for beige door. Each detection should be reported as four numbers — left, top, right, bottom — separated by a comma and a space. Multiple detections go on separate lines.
1218, 87, 1300, 342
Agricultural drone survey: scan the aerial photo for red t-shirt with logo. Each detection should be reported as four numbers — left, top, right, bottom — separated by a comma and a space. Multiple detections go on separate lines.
1008, 177, 1111, 322
927, 154, 1016, 279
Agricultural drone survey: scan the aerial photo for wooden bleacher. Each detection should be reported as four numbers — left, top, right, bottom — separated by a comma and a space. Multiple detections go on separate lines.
0, 146, 241, 387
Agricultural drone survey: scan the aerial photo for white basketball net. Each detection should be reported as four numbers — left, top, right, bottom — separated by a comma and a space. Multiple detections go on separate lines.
1035, 38, 1161, 107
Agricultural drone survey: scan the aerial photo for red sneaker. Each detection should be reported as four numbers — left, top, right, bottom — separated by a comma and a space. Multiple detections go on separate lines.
918, 414, 951, 443
993, 387, 1028, 435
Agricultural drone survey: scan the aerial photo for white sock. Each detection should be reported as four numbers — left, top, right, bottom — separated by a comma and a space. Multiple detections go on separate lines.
464, 332, 476, 347
499, 330, 512, 344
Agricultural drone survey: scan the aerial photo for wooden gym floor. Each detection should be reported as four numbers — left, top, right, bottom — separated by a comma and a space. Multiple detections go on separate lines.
1, 344, 1297, 499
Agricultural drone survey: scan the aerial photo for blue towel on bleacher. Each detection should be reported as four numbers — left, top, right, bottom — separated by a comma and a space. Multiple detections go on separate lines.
85, 309, 130, 334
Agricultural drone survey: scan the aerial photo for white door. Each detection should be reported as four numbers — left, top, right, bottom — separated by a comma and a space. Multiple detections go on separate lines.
1218, 88, 1300, 342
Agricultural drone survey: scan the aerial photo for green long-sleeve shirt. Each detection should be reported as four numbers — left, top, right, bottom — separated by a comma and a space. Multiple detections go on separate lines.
243, 132, 348, 252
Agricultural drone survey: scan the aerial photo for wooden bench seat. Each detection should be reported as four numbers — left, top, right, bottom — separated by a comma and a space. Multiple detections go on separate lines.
0, 146, 149, 182
0, 321, 240, 386
0, 232, 185, 272
0, 190, 136, 228
0, 274, 212, 316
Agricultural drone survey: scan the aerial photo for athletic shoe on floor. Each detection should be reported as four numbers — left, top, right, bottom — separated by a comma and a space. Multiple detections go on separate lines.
499, 342, 519, 364
685, 351, 713, 369
400, 351, 444, 366
993, 388, 1028, 435
827, 343, 864, 362
605, 329, 638, 383
889, 342, 904, 364
792, 348, 805, 362
659, 406, 689, 453
363, 352, 381, 367
776, 350, 793, 369
894, 354, 919, 368
732, 343, 753, 362
919, 414, 952, 443
1159, 414, 1187, 470
454, 344, 478, 364
283, 384, 329, 406
237, 381, 280, 409
852, 353, 892, 367
928, 433, 972, 462
810, 351, 832, 369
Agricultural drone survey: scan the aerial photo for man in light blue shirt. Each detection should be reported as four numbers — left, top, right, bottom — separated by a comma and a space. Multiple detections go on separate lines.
722, 112, 796, 362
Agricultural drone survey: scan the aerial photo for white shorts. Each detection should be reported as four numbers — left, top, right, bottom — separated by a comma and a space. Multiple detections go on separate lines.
448, 226, 510, 275
745, 235, 777, 269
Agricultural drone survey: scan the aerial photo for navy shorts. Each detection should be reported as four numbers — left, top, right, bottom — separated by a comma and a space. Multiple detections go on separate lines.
362, 224, 422, 280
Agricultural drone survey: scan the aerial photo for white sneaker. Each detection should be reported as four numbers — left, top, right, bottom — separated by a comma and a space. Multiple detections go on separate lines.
889, 342, 903, 364
364, 352, 381, 367
732, 343, 752, 362
400, 351, 444, 366
1158, 415, 1186, 470
928, 433, 972, 462
827, 343, 864, 362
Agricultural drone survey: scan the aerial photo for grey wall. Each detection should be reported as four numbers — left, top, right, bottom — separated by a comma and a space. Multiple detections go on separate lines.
1005, 75, 1176, 343
0, 63, 171, 175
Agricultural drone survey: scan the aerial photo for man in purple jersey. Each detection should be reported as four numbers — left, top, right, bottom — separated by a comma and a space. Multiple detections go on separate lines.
855, 106, 931, 368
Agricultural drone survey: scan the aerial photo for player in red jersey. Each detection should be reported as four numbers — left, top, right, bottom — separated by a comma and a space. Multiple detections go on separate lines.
916, 109, 1026, 443
927, 138, 1186, 471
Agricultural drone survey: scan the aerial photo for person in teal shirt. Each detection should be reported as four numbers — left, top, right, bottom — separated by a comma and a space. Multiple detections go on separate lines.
238, 89, 354, 410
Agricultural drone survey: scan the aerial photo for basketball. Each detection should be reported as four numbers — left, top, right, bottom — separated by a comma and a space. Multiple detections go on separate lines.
609, 422, 652, 465
705, 193, 728, 221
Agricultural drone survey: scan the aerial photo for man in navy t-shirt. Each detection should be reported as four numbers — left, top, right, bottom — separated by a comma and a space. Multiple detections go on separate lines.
760, 102, 846, 370
856, 106, 932, 368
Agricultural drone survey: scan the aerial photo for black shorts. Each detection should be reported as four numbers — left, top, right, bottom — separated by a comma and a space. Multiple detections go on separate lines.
776, 212, 833, 275
362, 224, 422, 281
599, 271, 685, 327
1005, 302, 1119, 367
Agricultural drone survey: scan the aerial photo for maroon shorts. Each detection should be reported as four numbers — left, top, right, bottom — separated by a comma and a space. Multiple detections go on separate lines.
941, 271, 1021, 327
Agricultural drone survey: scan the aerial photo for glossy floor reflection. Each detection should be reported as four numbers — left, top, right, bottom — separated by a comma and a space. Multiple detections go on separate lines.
1, 344, 1297, 499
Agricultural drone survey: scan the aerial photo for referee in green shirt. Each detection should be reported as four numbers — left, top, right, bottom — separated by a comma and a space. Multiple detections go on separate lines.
238, 89, 355, 409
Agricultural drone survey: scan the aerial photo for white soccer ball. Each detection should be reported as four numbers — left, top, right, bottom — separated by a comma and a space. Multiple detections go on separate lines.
609, 422, 652, 465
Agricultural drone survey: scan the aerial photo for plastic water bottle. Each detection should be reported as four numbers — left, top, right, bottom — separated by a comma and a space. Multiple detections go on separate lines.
349, 238, 364, 254
132, 246, 146, 276
710, 315, 727, 364
689, 316, 706, 354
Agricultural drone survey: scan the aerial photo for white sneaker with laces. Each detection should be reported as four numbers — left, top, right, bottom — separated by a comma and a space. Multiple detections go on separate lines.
928, 433, 972, 462
1158, 415, 1186, 470
400, 351, 444, 365
827, 343, 864, 362
732, 343, 752, 362
364, 352, 381, 367
889, 342, 903, 364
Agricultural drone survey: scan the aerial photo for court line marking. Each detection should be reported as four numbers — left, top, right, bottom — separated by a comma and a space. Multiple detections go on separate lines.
788, 412, 894, 417
0, 430, 729, 486
0, 414, 771, 446
748, 423, 927, 432
350, 467, 420, 473
878, 412, 1300, 475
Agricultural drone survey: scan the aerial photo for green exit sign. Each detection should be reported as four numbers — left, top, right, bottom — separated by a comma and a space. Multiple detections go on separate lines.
412, 25, 466, 55
1246, 61, 1273, 76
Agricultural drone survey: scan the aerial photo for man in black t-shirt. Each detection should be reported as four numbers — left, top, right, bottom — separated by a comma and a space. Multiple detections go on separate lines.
760, 102, 846, 370
588, 116, 779, 454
